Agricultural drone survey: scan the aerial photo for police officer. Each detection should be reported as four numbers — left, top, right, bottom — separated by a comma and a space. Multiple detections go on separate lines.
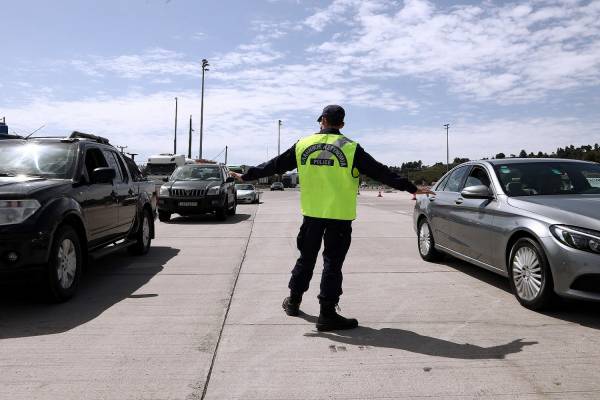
232, 105, 434, 331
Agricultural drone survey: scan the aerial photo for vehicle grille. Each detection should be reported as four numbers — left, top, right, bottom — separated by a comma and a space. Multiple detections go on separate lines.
171, 188, 205, 197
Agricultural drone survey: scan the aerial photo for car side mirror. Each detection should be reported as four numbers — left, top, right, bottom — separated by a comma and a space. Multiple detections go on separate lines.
225, 177, 235, 183
162, 177, 169, 182
92, 167, 116, 184
461, 185, 493, 199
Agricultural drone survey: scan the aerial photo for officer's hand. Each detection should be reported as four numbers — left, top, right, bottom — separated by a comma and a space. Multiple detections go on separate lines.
229, 171, 243, 182
415, 188, 436, 196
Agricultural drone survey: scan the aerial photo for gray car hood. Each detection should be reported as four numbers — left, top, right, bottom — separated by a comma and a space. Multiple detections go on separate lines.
507, 195, 600, 230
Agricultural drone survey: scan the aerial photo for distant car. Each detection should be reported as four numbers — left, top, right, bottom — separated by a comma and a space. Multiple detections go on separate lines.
158, 164, 236, 222
235, 184, 260, 203
413, 158, 600, 310
270, 182, 284, 191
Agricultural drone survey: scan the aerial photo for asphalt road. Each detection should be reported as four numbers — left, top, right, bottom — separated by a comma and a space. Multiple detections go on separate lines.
1, 190, 600, 399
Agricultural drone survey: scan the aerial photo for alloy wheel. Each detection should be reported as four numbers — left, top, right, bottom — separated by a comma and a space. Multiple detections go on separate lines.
142, 215, 150, 248
512, 247, 542, 301
419, 222, 432, 256
57, 238, 77, 290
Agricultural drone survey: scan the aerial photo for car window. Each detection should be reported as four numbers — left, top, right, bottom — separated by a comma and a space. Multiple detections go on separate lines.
435, 174, 450, 191
442, 166, 469, 192
465, 166, 491, 188
124, 156, 144, 182
171, 165, 222, 181
84, 148, 109, 181
102, 150, 124, 183
113, 152, 130, 182
494, 162, 600, 196
0, 142, 77, 179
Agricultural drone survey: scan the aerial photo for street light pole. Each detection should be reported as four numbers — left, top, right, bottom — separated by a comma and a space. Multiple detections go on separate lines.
188, 115, 193, 159
199, 59, 209, 160
277, 119, 282, 156
174, 97, 178, 154
443, 123, 450, 172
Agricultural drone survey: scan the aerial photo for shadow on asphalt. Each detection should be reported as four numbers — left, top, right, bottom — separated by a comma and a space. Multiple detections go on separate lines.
437, 255, 600, 330
304, 325, 537, 359
167, 213, 251, 225
0, 246, 179, 340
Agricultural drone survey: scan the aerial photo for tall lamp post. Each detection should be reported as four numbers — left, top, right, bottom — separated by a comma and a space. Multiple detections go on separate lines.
188, 115, 193, 159
443, 123, 450, 172
199, 59, 209, 160
277, 119, 282, 156
173, 97, 178, 154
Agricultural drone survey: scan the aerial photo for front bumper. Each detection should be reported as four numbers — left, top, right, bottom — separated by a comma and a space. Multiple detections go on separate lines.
236, 194, 255, 203
0, 229, 50, 273
158, 196, 223, 214
541, 237, 600, 301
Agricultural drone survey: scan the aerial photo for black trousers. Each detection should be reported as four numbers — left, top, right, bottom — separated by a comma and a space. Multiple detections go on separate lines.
289, 216, 352, 304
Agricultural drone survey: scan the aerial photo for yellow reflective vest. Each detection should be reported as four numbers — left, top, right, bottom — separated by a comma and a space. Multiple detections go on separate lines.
295, 133, 359, 220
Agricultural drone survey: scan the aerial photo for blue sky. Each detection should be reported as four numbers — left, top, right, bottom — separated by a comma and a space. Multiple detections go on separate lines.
2, 0, 600, 166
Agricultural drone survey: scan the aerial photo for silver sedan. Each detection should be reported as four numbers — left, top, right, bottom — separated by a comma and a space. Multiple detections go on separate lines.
235, 184, 261, 204
413, 158, 600, 310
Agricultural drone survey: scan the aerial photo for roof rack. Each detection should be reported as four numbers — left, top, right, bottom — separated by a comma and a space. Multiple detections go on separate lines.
69, 131, 110, 144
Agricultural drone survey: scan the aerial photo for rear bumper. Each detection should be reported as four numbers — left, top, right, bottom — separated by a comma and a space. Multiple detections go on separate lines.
158, 196, 223, 214
541, 237, 600, 301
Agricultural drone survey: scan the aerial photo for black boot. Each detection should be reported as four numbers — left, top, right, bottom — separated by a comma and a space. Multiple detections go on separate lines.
282, 294, 302, 316
316, 303, 358, 331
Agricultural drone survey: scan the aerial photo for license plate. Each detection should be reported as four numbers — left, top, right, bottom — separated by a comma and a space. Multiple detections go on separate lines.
179, 201, 198, 207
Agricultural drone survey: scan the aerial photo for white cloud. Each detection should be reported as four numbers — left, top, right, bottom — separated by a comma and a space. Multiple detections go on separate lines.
5, 92, 598, 167
72, 48, 199, 79
308, 0, 600, 103
357, 117, 600, 166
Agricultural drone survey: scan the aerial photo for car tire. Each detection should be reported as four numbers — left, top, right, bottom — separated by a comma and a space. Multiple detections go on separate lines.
128, 208, 152, 255
46, 225, 82, 302
508, 237, 555, 310
227, 198, 237, 216
417, 218, 442, 262
158, 211, 171, 222
253, 196, 259, 204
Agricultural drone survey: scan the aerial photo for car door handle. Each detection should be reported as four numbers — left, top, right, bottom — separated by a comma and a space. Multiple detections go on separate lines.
428, 195, 436, 202
455, 198, 464, 205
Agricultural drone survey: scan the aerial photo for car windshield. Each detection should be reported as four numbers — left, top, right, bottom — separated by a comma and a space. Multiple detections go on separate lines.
171, 165, 222, 181
0, 141, 76, 179
494, 161, 600, 196
236, 184, 254, 190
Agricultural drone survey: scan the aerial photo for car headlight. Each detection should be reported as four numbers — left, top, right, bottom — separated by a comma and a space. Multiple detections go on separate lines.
0, 199, 41, 225
551, 225, 600, 254
159, 186, 170, 196
207, 186, 220, 195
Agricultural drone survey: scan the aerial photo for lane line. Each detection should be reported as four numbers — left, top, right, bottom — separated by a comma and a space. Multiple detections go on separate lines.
197, 205, 258, 400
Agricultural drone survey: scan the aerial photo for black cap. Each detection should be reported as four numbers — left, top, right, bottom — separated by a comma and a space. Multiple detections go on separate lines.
317, 105, 345, 125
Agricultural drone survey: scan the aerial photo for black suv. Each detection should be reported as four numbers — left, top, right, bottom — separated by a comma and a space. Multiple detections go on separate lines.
0, 132, 157, 301
158, 163, 237, 221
